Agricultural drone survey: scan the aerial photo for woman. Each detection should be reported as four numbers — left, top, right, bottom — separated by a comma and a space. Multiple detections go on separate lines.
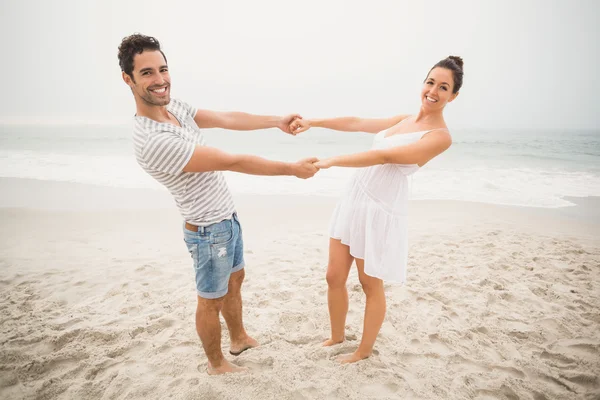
290, 56, 463, 364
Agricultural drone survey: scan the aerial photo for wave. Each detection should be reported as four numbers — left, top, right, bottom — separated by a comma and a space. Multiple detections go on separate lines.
1, 150, 599, 209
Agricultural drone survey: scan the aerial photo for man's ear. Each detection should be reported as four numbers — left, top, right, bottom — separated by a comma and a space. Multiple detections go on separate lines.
122, 71, 134, 87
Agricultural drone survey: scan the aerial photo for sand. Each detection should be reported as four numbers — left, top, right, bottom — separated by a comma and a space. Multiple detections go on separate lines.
0, 179, 599, 400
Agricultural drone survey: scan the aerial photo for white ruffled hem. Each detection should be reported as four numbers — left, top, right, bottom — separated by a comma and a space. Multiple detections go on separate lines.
329, 182, 409, 284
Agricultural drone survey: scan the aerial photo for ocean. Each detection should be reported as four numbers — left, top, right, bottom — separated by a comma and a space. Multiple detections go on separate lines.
1, 124, 599, 209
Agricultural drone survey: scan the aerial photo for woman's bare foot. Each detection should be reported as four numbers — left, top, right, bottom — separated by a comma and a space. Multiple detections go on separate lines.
229, 335, 259, 356
336, 351, 370, 364
207, 360, 248, 375
322, 338, 344, 347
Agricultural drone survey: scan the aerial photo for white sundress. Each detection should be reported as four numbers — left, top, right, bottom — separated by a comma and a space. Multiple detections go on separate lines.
329, 128, 435, 284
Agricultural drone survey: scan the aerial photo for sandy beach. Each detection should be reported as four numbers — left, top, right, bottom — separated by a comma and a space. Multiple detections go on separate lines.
0, 178, 599, 400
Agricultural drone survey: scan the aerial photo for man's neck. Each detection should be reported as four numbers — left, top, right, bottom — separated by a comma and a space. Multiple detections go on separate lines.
135, 100, 172, 123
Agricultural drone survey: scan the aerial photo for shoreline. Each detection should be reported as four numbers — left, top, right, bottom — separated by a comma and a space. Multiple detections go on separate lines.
2, 176, 599, 216
1, 177, 598, 243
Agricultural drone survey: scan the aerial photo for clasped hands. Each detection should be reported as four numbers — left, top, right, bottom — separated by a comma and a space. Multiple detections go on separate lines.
277, 115, 330, 178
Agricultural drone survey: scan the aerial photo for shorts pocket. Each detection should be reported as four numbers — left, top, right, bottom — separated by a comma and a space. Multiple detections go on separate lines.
210, 223, 234, 245
184, 239, 199, 260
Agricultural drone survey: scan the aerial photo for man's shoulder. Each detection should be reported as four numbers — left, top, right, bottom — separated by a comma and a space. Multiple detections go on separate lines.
169, 98, 196, 120
133, 114, 160, 135
132, 98, 198, 144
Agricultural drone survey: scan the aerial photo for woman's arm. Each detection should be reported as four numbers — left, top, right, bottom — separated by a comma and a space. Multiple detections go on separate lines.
314, 130, 452, 168
291, 115, 409, 134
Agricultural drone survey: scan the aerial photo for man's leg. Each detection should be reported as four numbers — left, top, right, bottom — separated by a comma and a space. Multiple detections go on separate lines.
186, 216, 250, 374
221, 268, 258, 355
196, 295, 246, 375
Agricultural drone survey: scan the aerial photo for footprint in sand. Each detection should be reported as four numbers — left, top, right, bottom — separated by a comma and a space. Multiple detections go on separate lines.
292, 387, 321, 399
235, 357, 274, 372
106, 340, 149, 359
559, 372, 599, 389
427, 333, 453, 355
359, 382, 401, 398
532, 391, 550, 400
285, 335, 319, 345
84, 359, 123, 381
548, 339, 600, 363
581, 312, 600, 323
535, 373, 575, 394
540, 350, 576, 367
276, 290, 293, 301
134, 264, 153, 272
186, 377, 199, 386
493, 365, 525, 379
51, 329, 84, 352
52, 317, 84, 330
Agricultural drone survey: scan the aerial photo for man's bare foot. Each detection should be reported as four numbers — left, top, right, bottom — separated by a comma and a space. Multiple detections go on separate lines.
207, 360, 248, 375
322, 338, 344, 347
229, 335, 259, 356
336, 351, 370, 364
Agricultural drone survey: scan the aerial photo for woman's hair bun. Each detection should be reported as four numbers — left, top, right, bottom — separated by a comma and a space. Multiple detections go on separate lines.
448, 55, 464, 70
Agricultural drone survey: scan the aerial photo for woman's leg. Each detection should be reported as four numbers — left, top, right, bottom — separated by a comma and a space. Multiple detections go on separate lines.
323, 238, 354, 346
338, 258, 386, 363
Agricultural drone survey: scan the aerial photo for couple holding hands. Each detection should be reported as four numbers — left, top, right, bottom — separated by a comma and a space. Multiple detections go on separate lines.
118, 34, 463, 375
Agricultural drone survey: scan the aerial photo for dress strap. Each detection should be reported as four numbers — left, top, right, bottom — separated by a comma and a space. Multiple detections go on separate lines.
420, 128, 449, 137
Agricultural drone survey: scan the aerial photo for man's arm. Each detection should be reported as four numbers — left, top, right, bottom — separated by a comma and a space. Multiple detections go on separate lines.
182, 145, 318, 179
194, 109, 301, 134
314, 130, 452, 168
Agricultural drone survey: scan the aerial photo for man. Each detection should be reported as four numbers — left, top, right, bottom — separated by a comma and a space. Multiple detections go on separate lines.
118, 34, 318, 375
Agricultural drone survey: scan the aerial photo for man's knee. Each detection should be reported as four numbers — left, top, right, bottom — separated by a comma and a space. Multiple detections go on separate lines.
197, 296, 225, 313
229, 269, 245, 289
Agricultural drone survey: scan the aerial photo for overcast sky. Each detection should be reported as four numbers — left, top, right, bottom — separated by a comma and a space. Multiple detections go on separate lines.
1, 0, 598, 130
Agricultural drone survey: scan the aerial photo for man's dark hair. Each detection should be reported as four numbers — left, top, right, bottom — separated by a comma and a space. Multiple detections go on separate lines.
118, 34, 167, 80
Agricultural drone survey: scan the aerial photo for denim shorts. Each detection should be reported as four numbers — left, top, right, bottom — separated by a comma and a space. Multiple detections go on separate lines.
183, 213, 245, 299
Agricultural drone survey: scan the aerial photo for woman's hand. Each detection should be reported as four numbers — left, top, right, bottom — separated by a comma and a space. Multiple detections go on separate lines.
314, 158, 334, 169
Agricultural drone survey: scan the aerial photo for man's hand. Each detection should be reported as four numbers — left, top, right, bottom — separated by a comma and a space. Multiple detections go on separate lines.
291, 157, 320, 179
277, 114, 303, 135
289, 118, 311, 135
